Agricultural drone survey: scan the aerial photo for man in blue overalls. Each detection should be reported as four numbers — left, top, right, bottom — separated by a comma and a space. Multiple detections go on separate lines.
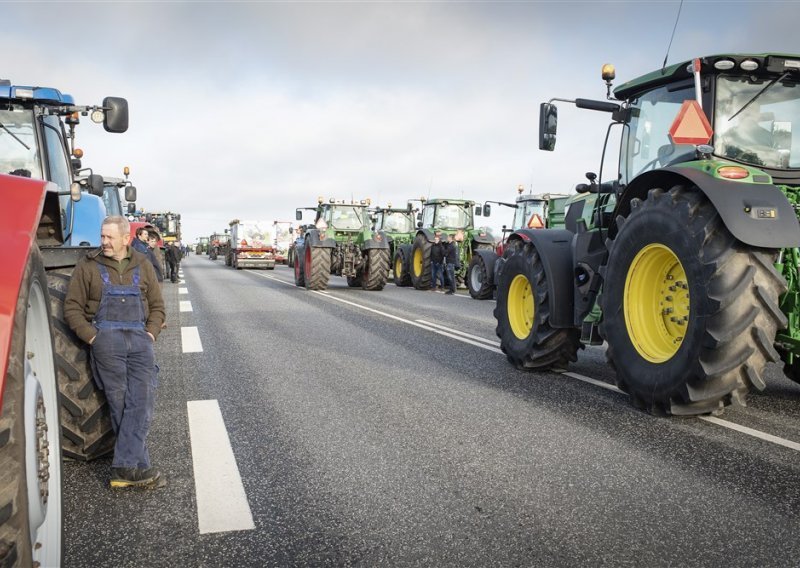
65, 216, 166, 489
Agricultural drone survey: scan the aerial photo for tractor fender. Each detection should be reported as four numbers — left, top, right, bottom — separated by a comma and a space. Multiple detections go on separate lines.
304, 228, 336, 248
416, 228, 437, 242
507, 229, 574, 328
362, 231, 390, 250
65, 193, 105, 246
474, 249, 499, 287
0, 176, 51, 400
471, 231, 495, 246
614, 166, 800, 248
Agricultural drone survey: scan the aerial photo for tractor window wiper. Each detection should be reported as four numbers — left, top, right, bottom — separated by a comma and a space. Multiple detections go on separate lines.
728, 71, 790, 122
0, 121, 30, 150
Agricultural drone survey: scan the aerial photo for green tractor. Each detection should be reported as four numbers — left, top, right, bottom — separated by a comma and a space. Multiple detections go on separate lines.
294, 198, 390, 291
468, 186, 569, 300
409, 198, 497, 290
370, 202, 419, 286
495, 54, 800, 416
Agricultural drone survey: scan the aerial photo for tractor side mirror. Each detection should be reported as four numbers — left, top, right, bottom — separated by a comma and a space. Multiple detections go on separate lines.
102, 97, 129, 133
407, 202, 413, 213
539, 102, 558, 151
127, 202, 136, 215
475, 205, 482, 217
88, 174, 104, 196
296, 210, 303, 221
483, 204, 491, 217
125, 185, 137, 202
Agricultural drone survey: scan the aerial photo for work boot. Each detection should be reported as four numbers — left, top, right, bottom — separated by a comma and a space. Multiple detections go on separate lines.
110, 467, 167, 489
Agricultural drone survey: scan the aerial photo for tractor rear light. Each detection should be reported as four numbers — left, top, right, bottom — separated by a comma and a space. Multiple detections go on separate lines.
718, 166, 749, 179
374, 232, 382, 241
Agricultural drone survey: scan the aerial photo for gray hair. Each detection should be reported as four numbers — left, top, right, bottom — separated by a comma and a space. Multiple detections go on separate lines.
102, 215, 130, 236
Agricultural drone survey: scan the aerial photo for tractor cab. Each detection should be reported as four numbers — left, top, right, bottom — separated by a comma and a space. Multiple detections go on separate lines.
420, 199, 475, 232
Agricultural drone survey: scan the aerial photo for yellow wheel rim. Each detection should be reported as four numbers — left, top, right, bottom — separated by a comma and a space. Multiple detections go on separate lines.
624, 243, 690, 363
395, 257, 403, 278
413, 247, 423, 277
507, 274, 534, 340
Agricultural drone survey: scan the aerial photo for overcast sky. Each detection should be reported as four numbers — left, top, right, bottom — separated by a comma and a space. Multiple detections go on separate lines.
3, 1, 799, 242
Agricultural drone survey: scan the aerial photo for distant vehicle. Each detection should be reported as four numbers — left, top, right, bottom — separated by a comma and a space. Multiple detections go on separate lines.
227, 219, 276, 269
272, 220, 294, 264
370, 203, 418, 286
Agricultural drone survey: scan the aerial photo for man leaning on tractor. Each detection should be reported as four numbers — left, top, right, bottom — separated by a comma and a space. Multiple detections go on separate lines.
64, 215, 167, 489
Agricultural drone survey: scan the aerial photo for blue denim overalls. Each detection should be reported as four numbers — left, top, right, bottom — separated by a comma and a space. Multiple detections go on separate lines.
91, 263, 158, 469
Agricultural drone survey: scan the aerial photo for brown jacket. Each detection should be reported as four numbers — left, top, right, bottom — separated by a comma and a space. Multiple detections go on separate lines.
64, 247, 166, 344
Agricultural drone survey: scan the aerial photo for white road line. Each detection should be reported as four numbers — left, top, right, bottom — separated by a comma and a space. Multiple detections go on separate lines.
187, 400, 255, 534
181, 326, 203, 353
179, 287, 188, 295
253, 272, 298, 287
698, 416, 800, 451
179, 300, 193, 312
559, 371, 623, 393
416, 319, 501, 347
251, 271, 800, 453
311, 291, 504, 354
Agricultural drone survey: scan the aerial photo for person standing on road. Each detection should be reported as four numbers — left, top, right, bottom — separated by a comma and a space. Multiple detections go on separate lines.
63, 215, 167, 489
444, 233, 460, 295
165, 242, 180, 283
133, 226, 163, 282
148, 231, 165, 283
430, 231, 446, 291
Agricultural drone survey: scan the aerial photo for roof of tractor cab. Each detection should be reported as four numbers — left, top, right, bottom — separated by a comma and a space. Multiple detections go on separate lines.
425, 198, 476, 206
613, 53, 800, 100
0, 84, 75, 105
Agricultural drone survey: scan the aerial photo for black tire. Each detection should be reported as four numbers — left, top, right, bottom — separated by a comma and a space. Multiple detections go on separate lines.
362, 248, 389, 291
347, 274, 362, 287
1, 245, 63, 567
393, 245, 412, 287
293, 246, 305, 287
304, 246, 331, 291
494, 241, 582, 369
209, 249, 217, 260
600, 185, 787, 415
468, 253, 496, 300
410, 234, 432, 290
225, 251, 232, 267
288, 247, 295, 268
47, 269, 114, 460
781, 358, 800, 385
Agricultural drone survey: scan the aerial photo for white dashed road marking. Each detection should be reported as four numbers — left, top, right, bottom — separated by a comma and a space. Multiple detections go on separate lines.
179, 300, 193, 312
187, 400, 255, 534
179, 287, 188, 294
181, 326, 203, 353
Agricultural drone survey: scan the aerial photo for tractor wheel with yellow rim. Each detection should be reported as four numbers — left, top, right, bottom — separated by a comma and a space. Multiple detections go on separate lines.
600, 185, 787, 415
410, 234, 432, 290
393, 245, 412, 287
494, 240, 581, 369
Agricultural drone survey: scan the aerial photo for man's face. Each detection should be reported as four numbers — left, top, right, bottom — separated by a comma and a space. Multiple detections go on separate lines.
101, 223, 130, 259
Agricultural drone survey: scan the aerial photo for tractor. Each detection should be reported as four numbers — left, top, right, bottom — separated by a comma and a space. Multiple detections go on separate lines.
495, 53, 800, 416
370, 203, 418, 286
0, 81, 127, 565
408, 197, 497, 290
467, 186, 568, 299
294, 198, 390, 291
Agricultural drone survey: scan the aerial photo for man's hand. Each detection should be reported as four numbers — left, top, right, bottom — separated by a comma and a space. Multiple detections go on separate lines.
147, 332, 155, 342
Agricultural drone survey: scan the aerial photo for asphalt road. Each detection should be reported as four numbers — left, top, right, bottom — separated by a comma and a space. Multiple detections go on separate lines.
62, 255, 800, 567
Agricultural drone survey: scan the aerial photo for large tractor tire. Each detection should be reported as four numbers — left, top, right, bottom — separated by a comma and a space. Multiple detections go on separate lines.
494, 241, 582, 369
287, 247, 295, 268
293, 246, 305, 287
362, 248, 390, 291
346, 274, 362, 288
410, 234, 432, 290
393, 245, 412, 287
1, 246, 63, 567
600, 186, 787, 415
304, 246, 331, 291
468, 252, 496, 300
46, 270, 115, 460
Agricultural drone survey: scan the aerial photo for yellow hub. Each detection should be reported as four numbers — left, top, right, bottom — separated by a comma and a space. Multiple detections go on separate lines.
413, 248, 423, 277
507, 274, 534, 340
395, 257, 403, 278
624, 243, 690, 363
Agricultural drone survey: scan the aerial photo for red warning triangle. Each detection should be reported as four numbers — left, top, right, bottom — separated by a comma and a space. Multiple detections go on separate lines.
669, 100, 713, 145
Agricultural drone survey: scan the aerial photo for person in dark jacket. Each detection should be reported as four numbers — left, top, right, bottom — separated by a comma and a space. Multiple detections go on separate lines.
430, 231, 445, 291
64, 216, 166, 489
133, 226, 163, 283
165, 243, 181, 283
444, 233, 460, 295
147, 231, 165, 282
